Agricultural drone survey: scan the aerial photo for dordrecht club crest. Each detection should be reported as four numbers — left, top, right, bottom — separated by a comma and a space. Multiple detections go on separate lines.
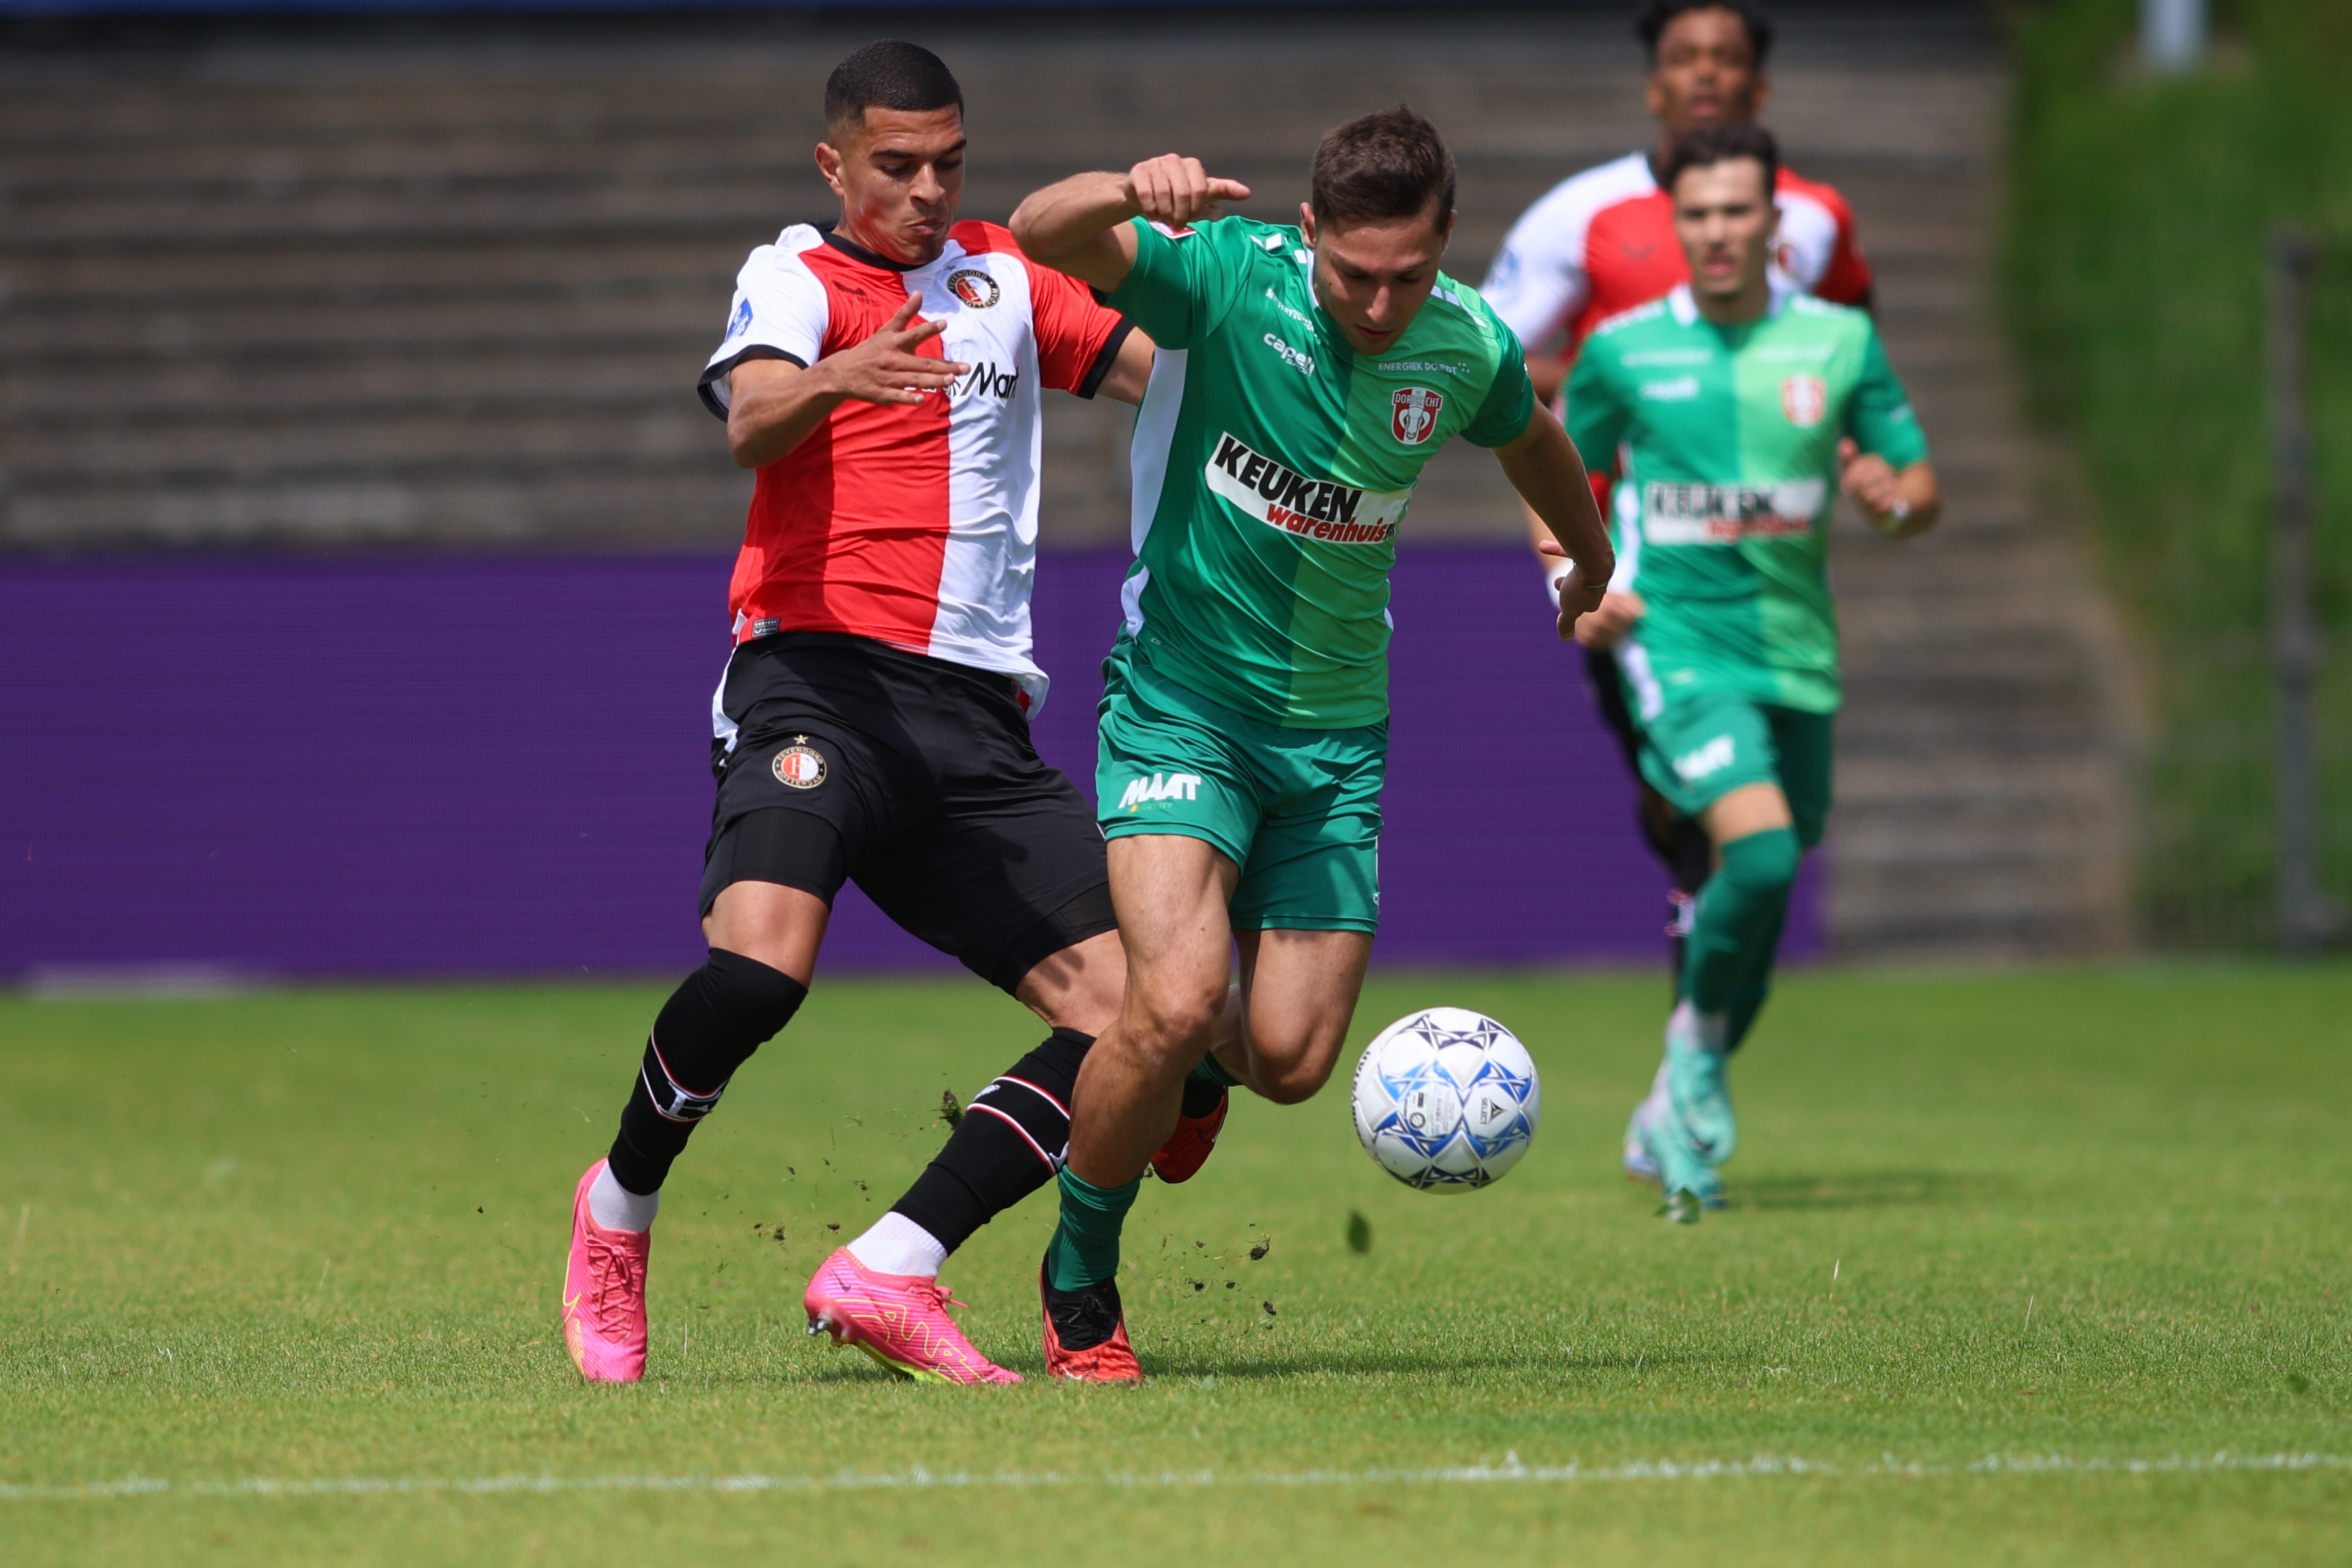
1390, 385, 1444, 445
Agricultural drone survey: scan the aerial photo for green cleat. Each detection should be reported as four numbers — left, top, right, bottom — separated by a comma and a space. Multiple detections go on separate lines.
1665, 1010, 1737, 1166
1636, 1104, 1723, 1219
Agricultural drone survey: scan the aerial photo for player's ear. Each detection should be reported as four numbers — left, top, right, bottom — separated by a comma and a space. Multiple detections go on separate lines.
1749, 72, 1771, 119
1298, 203, 1318, 246
815, 140, 848, 199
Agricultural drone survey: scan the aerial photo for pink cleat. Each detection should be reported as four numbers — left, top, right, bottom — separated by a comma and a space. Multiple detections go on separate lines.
561, 1159, 650, 1383
804, 1246, 1022, 1385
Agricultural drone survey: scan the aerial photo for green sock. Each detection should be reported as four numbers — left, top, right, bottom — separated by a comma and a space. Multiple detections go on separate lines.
1722, 897, 1788, 1052
1188, 1054, 1242, 1088
1683, 827, 1800, 1016
1046, 1166, 1139, 1292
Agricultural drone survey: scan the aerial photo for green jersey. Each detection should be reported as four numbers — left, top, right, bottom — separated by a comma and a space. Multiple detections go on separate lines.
1565, 283, 1929, 715
1106, 216, 1535, 729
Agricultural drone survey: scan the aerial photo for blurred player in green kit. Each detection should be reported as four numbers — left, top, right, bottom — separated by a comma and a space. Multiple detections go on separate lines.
1564, 124, 1940, 1219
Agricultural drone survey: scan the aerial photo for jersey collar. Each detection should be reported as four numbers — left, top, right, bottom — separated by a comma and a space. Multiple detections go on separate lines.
823, 228, 957, 274
1667, 277, 1796, 327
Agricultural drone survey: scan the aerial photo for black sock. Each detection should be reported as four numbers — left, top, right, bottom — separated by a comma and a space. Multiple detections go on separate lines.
1179, 1076, 1227, 1118
606, 949, 807, 1196
891, 1028, 1090, 1256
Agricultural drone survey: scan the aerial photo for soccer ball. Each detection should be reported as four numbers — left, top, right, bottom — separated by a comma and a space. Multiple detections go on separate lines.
1349, 1007, 1540, 1192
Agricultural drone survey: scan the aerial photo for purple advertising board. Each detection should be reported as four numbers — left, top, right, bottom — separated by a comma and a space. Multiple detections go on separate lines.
0, 549, 1819, 984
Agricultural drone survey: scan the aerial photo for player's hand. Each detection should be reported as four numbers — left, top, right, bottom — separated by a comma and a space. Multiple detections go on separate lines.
821, 294, 967, 406
1573, 590, 1645, 649
1839, 447, 1904, 519
1124, 156, 1251, 228
1553, 565, 1610, 643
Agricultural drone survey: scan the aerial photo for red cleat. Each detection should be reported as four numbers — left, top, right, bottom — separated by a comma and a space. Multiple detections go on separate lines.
1151, 1087, 1228, 1184
1038, 1262, 1142, 1383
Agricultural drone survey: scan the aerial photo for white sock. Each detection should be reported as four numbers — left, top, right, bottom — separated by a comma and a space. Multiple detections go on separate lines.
589, 1164, 660, 1233
846, 1212, 948, 1278
1667, 999, 1730, 1054
1642, 1055, 1672, 1106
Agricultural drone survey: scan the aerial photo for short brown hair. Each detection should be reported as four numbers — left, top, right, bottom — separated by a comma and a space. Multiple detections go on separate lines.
1660, 122, 1779, 202
1310, 105, 1456, 232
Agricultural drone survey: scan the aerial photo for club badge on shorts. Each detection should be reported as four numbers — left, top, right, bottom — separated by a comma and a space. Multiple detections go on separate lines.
1390, 386, 1443, 445
772, 736, 827, 790
1781, 374, 1828, 428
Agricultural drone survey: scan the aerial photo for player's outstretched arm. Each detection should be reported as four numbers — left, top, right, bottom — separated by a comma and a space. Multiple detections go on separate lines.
725, 295, 967, 469
1841, 451, 1942, 540
1495, 403, 1614, 640
1011, 157, 1252, 295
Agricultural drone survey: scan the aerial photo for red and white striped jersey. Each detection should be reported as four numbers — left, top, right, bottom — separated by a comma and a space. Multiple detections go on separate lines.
1481, 150, 1872, 359
698, 221, 1131, 715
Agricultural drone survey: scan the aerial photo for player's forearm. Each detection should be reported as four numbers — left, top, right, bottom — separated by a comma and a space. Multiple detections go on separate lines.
1875, 462, 1941, 538
726, 363, 847, 469
1010, 173, 1139, 287
1499, 416, 1614, 586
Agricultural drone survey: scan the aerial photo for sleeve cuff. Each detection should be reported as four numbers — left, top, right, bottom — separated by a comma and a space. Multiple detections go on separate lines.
1072, 319, 1136, 401
695, 346, 806, 420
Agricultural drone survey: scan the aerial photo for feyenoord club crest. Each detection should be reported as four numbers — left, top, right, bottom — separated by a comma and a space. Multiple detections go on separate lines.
1780, 374, 1828, 428
1390, 386, 1444, 445
771, 737, 827, 790
946, 268, 1000, 310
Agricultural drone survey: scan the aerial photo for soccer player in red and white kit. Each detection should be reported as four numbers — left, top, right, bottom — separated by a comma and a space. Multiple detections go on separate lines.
559, 42, 1168, 1387
1481, 0, 1874, 1177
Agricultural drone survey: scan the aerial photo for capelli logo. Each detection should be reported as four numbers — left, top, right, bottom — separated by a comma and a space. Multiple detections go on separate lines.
1262, 333, 1316, 376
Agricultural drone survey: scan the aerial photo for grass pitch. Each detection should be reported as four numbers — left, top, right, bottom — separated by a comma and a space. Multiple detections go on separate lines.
4, 966, 2348, 1565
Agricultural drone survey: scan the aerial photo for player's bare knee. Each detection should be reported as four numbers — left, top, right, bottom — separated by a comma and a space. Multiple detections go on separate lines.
1248, 1036, 1342, 1106
1127, 973, 1226, 1068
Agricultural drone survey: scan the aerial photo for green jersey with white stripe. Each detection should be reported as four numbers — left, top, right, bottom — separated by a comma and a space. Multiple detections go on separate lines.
1107, 216, 1535, 729
1566, 283, 1929, 715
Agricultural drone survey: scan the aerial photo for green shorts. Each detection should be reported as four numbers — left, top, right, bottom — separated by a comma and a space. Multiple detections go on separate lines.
1629, 686, 1835, 848
1096, 644, 1385, 932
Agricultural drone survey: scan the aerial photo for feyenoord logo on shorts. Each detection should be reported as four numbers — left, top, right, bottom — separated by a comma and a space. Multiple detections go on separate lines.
1390, 386, 1443, 445
946, 268, 1000, 310
1780, 374, 1828, 428
771, 737, 827, 790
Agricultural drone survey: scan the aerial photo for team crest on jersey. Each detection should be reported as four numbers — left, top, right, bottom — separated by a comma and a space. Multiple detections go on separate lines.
1390, 386, 1444, 445
771, 738, 827, 790
1780, 374, 1828, 428
946, 268, 1000, 310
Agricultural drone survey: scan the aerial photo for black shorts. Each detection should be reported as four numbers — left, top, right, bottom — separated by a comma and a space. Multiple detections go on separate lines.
699, 632, 1113, 995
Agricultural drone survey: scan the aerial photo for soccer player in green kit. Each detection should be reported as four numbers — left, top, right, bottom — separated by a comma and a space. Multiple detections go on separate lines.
1011, 108, 1614, 1377
1566, 123, 1940, 1219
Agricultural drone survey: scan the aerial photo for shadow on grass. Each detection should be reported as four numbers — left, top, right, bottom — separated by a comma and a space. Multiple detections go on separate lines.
1135, 1348, 1712, 1381
1730, 1170, 2002, 1212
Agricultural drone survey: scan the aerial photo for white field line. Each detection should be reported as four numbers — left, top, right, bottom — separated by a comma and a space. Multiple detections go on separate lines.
4, 1452, 2350, 1504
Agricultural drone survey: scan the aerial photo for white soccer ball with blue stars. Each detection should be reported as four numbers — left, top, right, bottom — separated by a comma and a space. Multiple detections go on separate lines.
1350, 1007, 1540, 1191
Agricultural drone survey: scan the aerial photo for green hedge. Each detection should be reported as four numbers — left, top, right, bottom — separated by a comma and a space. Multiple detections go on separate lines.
2005, 0, 2352, 946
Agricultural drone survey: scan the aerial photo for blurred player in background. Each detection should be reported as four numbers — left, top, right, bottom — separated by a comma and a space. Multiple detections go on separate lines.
560, 40, 1167, 1388
1482, 0, 1874, 1128
1012, 108, 1612, 1378
1563, 124, 1937, 1218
